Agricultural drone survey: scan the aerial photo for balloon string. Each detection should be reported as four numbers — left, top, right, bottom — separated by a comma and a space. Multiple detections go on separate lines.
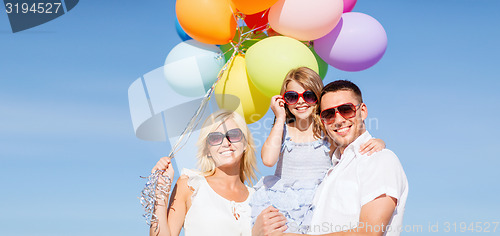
140, 56, 232, 225
140, 57, 237, 227
221, 41, 236, 58
227, 7, 269, 57
168, 5, 274, 158
246, 8, 271, 33
167, 55, 236, 159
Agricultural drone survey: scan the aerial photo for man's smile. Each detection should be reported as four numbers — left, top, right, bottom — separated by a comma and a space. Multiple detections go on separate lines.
333, 125, 352, 136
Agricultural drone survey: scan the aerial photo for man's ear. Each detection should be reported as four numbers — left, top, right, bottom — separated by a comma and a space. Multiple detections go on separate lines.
361, 103, 368, 121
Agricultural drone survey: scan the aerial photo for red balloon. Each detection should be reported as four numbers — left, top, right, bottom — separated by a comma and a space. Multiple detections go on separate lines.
244, 10, 269, 31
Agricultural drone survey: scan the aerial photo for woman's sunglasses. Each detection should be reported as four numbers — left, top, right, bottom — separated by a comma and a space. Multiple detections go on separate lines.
206, 128, 244, 146
320, 103, 362, 124
282, 90, 317, 105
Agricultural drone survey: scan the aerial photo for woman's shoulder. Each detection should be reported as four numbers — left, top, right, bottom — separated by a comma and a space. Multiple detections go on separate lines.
180, 168, 204, 184
172, 174, 191, 196
176, 174, 190, 188
179, 168, 206, 198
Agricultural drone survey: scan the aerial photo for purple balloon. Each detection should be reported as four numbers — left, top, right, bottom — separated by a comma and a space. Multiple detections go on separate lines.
314, 12, 387, 72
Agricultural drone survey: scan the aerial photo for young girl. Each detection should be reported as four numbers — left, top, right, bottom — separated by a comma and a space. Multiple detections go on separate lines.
250, 67, 385, 233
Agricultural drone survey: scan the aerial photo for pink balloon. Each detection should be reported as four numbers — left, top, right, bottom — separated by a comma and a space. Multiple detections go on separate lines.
343, 0, 357, 13
269, 0, 344, 41
314, 12, 387, 72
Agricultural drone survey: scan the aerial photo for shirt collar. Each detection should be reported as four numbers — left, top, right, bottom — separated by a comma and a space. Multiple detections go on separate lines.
333, 131, 372, 161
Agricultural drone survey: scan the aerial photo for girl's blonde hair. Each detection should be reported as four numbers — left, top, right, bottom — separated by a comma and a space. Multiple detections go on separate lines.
196, 110, 258, 185
279, 67, 324, 139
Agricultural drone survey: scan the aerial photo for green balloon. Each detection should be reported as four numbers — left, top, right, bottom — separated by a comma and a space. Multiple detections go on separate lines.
246, 36, 319, 97
310, 46, 328, 79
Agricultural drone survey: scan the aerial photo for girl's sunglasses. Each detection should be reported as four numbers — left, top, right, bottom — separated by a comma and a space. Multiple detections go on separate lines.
206, 128, 244, 146
320, 103, 362, 124
282, 90, 317, 105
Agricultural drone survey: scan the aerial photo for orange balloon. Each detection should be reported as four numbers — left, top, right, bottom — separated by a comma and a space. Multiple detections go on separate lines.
176, 0, 237, 45
232, 0, 278, 15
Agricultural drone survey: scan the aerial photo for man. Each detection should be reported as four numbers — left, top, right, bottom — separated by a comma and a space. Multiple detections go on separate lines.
253, 80, 408, 236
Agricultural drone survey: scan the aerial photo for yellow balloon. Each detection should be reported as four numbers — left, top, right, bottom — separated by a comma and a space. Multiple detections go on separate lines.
215, 55, 270, 124
246, 36, 319, 97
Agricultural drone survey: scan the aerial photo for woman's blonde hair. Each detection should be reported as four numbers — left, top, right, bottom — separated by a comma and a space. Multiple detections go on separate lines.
196, 110, 258, 185
279, 67, 324, 139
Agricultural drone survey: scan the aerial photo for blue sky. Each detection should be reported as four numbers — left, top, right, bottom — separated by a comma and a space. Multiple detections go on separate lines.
1, 0, 499, 235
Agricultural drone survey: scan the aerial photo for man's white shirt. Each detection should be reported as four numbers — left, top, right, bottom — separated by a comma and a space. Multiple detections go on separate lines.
309, 131, 408, 236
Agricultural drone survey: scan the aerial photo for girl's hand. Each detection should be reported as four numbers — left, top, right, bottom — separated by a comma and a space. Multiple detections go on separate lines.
151, 156, 175, 182
270, 95, 286, 122
359, 138, 386, 156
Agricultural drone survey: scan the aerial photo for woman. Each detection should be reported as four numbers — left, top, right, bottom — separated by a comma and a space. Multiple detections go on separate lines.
150, 110, 258, 236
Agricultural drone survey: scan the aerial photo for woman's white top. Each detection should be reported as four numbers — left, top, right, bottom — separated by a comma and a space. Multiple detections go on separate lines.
182, 169, 254, 236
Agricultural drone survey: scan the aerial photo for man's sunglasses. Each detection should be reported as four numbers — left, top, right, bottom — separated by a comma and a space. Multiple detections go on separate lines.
206, 128, 244, 146
320, 103, 362, 124
282, 90, 317, 105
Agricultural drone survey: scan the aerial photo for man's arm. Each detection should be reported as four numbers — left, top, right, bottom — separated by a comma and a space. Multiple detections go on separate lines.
284, 194, 397, 236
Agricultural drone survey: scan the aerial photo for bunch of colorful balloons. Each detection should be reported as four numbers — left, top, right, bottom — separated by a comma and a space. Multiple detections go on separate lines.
165, 0, 387, 124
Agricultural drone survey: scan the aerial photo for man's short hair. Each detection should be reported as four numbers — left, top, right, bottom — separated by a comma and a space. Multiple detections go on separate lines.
320, 80, 363, 103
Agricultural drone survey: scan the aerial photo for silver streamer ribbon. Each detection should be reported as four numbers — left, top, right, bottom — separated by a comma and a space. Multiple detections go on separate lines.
140, 170, 172, 226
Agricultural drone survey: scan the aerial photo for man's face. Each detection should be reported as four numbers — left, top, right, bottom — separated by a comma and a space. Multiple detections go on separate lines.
320, 90, 368, 151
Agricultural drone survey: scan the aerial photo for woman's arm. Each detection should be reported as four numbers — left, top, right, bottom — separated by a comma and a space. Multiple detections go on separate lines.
149, 188, 171, 236
149, 176, 190, 236
149, 157, 189, 236
261, 95, 287, 167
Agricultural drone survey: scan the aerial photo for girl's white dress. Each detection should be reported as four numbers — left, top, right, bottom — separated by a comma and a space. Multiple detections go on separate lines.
250, 125, 334, 233
182, 169, 254, 236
